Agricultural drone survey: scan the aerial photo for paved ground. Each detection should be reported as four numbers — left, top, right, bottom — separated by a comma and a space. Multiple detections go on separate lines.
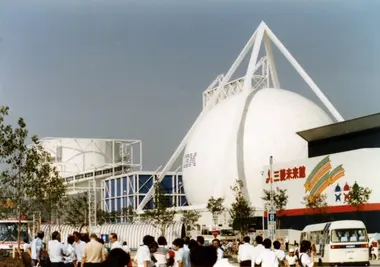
229, 260, 380, 266
228, 256, 380, 266
370, 259, 380, 266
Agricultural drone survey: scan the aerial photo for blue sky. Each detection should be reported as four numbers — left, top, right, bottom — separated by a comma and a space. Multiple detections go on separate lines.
0, 0, 379, 170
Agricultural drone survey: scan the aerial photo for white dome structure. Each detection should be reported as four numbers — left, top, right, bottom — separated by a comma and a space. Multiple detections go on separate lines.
136, 21, 344, 212
182, 88, 333, 207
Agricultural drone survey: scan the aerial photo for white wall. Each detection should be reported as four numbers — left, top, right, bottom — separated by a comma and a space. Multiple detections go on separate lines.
261, 148, 380, 210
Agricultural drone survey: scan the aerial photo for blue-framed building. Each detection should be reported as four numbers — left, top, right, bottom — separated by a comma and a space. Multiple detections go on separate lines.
104, 171, 188, 213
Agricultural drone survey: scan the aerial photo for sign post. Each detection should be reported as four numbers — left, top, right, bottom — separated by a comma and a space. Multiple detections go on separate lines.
268, 156, 276, 241
268, 208, 276, 240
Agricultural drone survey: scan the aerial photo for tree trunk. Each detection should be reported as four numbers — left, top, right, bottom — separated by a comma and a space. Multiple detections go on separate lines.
17, 172, 22, 253
79, 223, 85, 233
212, 213, 218, 226
161, 224, 166, 236
17, 207, 22, 253
48, 195, 52, 243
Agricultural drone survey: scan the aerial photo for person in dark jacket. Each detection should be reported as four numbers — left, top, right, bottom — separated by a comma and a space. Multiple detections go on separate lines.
103, 248, 130, 267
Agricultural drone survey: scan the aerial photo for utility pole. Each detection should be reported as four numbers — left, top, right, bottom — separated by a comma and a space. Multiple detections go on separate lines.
268, 155, 276, 241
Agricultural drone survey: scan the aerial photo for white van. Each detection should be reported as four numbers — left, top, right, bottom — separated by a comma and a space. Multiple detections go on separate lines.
300, 220, 370, 266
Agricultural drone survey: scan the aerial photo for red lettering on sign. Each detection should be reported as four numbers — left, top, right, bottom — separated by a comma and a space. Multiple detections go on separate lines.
265, 166, 307, 183
273, 171, 280, 182
299, 166, 306, 178
292, 167, 299, 178
286, 168, 293, 179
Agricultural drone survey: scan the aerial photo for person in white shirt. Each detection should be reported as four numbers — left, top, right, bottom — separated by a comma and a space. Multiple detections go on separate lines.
183, 236, 190, 252
212, 239, 224, 261
172, 238, 190, 267
122, 241, 131, 254
110, 233, 123, 250
64, 235, 76, 267
252, 235, 265, 265
299, 240, 314, 267
255, 238, 278, 267
48, 231, 67, 267
73, 231, 86, 267
135, 235, 155, 267
31, 231, 44, 266
154, 236, 169, 267
237, 236, 254, 267
285, 236, 289, 252
286, 249, 298, 267
341, 232, 349, 242
273, 240, 287, 266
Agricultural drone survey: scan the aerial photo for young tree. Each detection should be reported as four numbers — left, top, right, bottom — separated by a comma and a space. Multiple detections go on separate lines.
0, 106, 66, 250
262, 187, 288, 228
140, 181, 176, 235
181, 210, 201, 231
302, 193, 328, 214
105, 211, 121, 224
121, 206, 136, 223
36, 153, 67, 226
229, 180, 254, 236
207, 197, 225, 226
347, 182, 372, 210
62, 194, 106, 231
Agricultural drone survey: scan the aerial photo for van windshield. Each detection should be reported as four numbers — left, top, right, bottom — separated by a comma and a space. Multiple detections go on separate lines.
0, 223, 29, 242
331, 228, 367, 243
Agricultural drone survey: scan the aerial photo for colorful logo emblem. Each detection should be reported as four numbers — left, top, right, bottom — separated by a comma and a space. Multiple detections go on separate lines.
334, 183, 350, 203
304, 156, 345, 198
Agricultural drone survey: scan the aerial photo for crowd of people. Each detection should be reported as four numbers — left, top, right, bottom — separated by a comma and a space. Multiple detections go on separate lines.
237, 235, 313, 267
23, 230, 315, 267
24, 231, 131, 267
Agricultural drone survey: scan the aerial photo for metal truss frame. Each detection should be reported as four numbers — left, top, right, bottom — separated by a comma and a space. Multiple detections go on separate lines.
137, 21, 344, 211
202, 56, 270, 108
103, 168, 186, 220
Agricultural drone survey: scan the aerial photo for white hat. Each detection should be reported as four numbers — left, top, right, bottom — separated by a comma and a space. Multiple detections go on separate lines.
289, 248, 294, 253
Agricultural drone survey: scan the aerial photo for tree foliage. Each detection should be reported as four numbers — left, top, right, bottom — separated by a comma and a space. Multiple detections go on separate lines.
207, 197, 225, 226
347, 182, 371, 210
0, 106, 66, 249
62, 194, 110, 231
103, 207, 136, 224
229, 180, 254, 236
303, 193, 328, 213
140, 181, 176, 235
262, 187, 289, 212
181, 210, 201, 231
121, 206, 136, 223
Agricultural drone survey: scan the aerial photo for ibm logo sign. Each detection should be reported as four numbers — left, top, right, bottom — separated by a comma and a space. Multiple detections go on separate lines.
183, 152, 197, 169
